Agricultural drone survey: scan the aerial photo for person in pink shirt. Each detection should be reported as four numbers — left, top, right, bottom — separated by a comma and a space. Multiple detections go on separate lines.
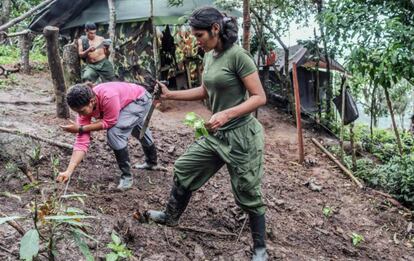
56, 81, 158, 189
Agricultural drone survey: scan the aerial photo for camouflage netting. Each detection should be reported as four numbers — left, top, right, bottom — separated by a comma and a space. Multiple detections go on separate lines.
63, 21, 203, 90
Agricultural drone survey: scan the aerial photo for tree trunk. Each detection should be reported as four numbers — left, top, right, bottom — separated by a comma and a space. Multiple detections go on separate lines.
384, 85, 403, 155
316, 0, 332, 119
350, 123, 357, 171
284, 49, 295, 116
62, 42, 81, 86
19, 32, 32, 74
107, 0, 116, 63
370, 84, 376, 142
150, 0, 159, 79
0, 0, 11, 42
43, 26, 70, 119
0, 0, 55, 32
314, 28, 321, 121
242, 0, 251, 51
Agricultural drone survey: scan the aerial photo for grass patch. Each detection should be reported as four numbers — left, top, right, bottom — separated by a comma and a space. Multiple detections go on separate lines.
0, 45, 47, 65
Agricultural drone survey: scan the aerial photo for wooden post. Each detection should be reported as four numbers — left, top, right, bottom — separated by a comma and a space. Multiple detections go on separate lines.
62, 42, 81, 85
263, 65, 270, 97
292, 63, 304, 164
107, 0, 116, 63
19, 32, 31, 74
43, 26, 70, 119
340, 77, 346, 162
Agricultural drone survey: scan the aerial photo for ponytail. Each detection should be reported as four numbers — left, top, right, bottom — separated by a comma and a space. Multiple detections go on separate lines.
189, 7, 238, 50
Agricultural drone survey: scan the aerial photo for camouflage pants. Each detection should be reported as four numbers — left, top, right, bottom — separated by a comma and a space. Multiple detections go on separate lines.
173, 118, 266, 215
82, 58, 115, 83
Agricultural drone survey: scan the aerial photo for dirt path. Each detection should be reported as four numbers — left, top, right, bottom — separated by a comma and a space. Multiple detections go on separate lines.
0, 73, 413, 260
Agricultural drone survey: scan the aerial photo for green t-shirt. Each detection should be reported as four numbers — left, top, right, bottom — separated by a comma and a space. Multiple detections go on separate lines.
203, 44, 257, 130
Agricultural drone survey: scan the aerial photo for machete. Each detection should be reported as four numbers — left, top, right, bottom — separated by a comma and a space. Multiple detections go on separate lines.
139, 81, 167, 140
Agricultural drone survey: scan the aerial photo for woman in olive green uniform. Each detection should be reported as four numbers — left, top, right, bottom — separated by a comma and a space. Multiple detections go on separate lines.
147, 7, 268, 261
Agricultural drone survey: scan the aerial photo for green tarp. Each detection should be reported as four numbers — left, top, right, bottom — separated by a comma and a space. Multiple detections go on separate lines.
62, 0, 241, 29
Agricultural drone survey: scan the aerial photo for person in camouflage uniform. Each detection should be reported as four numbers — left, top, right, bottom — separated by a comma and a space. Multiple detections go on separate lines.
78, 22, 115, 83
147, 7, 268, 261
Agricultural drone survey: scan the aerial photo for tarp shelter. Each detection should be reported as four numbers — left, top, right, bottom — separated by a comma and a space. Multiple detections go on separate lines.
258, 44, 346, 113
29, 0, 240, 85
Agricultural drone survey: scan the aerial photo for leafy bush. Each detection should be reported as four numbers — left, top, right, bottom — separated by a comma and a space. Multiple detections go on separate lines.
0, 44, 47, 65
372, 154, 414, 208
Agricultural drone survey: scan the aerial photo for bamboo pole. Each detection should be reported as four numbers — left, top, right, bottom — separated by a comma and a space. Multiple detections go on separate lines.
311, 138, 363, 188
292, 63, 304, 164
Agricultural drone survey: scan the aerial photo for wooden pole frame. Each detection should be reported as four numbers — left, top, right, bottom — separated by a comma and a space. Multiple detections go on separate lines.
292, 63, 305, 164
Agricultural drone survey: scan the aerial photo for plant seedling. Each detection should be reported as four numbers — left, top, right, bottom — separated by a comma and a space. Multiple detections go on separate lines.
351, 233, 364, 246
106, 231, 133, 261
322, 206, 333, 218
184, 112, 209, 138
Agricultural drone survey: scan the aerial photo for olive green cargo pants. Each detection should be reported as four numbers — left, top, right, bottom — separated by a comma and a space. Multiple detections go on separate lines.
82, 58, 115, 83
173, 118, 266, 215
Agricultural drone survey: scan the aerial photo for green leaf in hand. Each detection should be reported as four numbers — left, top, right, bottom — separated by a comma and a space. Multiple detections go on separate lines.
184, 112, 209, 138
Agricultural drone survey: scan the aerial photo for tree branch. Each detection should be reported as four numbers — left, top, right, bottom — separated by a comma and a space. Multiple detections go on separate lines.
0, 0, 55, 32
0, 126, 73, 150
251, 8, 288, 51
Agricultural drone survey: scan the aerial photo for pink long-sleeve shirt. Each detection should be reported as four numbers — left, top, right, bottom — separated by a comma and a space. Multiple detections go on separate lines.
73, 82, 146, 152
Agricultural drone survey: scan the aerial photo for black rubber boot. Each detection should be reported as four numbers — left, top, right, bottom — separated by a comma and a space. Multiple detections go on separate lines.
113, 147, 133, 189
135, 144, 158, 169
146, 181, 192, 226
249, 213, 268, 261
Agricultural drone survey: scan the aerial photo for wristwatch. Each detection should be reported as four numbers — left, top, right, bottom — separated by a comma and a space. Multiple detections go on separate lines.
78, 125, 84, 134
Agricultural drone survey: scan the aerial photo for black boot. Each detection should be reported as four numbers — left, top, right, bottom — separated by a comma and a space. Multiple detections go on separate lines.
146, 181, 192, 226
113, 147, 133, 189
249, 213, 268, 261
135, 144, 158, 170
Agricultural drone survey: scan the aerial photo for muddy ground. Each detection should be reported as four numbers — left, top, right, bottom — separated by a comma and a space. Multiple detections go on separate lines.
0, 72, 413, 260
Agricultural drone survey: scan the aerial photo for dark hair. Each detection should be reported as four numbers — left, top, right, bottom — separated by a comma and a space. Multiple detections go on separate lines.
189, 6, 238, 50
85, 22, 97, 31
411, 115, 414, 121
66, 83, 95, 109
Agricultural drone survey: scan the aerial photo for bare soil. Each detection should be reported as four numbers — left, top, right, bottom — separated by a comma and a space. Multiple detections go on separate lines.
0, 72, 413, 260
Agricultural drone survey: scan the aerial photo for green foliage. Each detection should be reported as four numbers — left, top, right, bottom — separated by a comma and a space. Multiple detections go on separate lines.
73, 231, 94, 261
372, 154, 414, 208
106, 232, 132, 261
323, 0, 414, 87
184, 112, 209, 138
0, 216, 23, 224
351, 233, 364, 247
0, 44, 47, 65
20, 229, 40, 261
5, 160, 18, 174
322, 206, 333, 218
0, 75, 18, 90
